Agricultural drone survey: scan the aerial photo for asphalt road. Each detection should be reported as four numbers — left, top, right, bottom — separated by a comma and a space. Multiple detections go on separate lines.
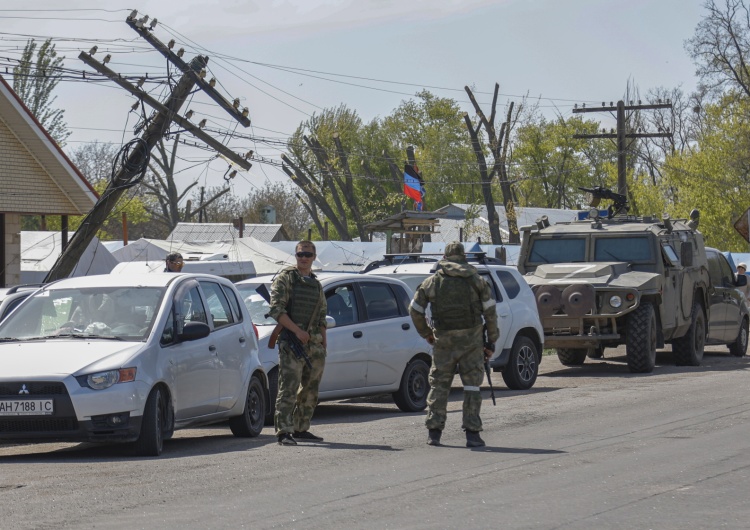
2, 345, 749, 529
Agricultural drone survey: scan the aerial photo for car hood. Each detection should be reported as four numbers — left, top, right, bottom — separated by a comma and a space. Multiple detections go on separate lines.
528, 262, 660, 289
0, 340, 144, 379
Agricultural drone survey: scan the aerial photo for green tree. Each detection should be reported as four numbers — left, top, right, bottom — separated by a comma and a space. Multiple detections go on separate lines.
12, 38, 70, 145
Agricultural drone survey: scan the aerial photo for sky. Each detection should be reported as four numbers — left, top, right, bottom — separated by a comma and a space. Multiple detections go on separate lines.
0, 0, 709, 200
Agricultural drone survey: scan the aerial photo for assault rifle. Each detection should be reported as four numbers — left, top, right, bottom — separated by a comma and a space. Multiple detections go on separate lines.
578, 186, 629, 217
483, 325, 496, 406
255, 284, 313, 369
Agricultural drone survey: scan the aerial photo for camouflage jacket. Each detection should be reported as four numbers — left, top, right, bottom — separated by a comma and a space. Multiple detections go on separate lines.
268, 266, 327, 334
409, 257, 499, 343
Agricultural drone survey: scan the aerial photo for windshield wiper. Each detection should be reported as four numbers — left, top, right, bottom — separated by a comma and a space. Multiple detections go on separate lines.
29, 333, 125, 341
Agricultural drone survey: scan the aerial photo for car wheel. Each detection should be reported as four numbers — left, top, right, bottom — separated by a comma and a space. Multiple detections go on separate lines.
673, 302, 705, 366
230, 375, 266, 438
264, 367, 278, 426
728, 317, 749, 357
134, 387, 165, 457
557, 348, 587, 366
392, 358, 430, 412
502, 336, 539, 390
626, 303, 657, 373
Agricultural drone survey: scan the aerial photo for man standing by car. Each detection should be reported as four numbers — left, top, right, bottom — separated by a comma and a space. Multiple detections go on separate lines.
737, 263, 750, 302
268, 241, 327, 446
409, 241, 499, 448
164, 253, 184, 272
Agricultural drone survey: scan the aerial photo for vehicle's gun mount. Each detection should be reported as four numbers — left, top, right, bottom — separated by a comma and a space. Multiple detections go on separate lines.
579, 186, 629, 218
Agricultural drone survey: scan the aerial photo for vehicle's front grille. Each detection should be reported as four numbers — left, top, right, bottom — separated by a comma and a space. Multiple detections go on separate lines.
0, 417, 78, 432
0, 382, 67, 396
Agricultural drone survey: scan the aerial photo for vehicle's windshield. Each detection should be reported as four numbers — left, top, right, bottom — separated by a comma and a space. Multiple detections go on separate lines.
0, 286, 165, 341
528, 238, 586, 264
594, 237, 653, 262
235, 283, 275, 326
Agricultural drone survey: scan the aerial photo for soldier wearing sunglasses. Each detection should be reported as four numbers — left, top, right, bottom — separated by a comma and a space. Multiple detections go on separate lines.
268, 240, 328, 445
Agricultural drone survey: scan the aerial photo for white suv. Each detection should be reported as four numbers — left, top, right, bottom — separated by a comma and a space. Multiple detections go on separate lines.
365, 256, 544, 390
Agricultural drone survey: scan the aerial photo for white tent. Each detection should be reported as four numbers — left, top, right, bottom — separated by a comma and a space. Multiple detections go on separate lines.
20, 231, 118, 284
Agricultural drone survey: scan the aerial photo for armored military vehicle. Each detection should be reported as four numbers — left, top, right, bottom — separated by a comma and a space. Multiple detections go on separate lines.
517, 187, 747, 373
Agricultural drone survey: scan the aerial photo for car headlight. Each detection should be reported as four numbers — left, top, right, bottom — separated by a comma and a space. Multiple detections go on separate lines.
609, 295, 623, 308
78, 368, 137, 390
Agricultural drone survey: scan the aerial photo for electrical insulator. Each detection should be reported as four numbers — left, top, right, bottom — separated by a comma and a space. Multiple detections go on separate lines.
232, 98, 240, 109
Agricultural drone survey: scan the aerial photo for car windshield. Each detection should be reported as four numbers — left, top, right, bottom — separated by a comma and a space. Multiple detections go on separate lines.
0, 286, 165, 341
528, 238, 586, 264
235, 282, 276, 326
594, 237, 653, 262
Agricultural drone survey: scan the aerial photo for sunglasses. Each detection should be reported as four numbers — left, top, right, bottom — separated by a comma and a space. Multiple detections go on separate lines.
296, 251, 314, 258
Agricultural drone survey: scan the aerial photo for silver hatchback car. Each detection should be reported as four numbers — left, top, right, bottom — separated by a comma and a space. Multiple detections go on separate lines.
236, 273, 432, 423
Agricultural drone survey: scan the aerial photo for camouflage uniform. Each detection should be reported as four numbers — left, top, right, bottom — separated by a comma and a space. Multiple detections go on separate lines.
409, 245, 499, 434
268, 266, 327, 435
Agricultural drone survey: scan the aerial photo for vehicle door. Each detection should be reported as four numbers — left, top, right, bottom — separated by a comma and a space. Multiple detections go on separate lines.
660, 240, 683, 331
160, 280, 219, 419
482, 270, 512, 350
319, 283, 368, 392
359, 280, 419, 389
716, 253, 743, 342
199, 280, 251, 412
705, 251, 727, 341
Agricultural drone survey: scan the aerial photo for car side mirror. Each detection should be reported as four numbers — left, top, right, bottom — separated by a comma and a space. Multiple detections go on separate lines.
736, 274, 748, 287
325, 315, 336, 329
680, 242, 693, 267
178, 321, 210, 341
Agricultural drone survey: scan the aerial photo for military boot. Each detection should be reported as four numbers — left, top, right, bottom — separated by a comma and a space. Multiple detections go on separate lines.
465, 430, 485, 448
426, 429, 442, 446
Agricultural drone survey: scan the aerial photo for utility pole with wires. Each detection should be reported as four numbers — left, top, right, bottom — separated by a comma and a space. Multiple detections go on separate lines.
45, 10, 253, 282
573, 99, 672, 197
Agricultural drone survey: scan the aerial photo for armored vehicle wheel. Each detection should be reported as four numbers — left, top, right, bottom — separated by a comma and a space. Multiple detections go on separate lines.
728, 317, 748, 357
587, 346, 604, 359
626, 303, 656, 373
673, 302, 705, 366
556, 348, 587, 366
501, 336, 539, 390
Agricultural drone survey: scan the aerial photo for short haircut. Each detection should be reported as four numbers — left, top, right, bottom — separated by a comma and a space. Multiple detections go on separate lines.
296, 240, 316, 254
166, 252, 183, 262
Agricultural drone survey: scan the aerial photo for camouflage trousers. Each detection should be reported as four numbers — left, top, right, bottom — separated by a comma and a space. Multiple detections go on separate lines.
425, 325, 485, 432
274, 339, 326, 435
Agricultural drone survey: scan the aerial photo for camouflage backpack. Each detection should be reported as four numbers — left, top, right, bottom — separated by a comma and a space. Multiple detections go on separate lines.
431, 272, 482, 331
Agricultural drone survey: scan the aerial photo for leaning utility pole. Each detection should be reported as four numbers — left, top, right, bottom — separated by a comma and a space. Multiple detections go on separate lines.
573, 99, 672, 197
45, 11, 252, 281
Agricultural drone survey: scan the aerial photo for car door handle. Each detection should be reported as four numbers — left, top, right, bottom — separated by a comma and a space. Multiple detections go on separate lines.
239, 337, 246, 344
353, 331, 363, 338
209, 345, 217, 352
402, 323, 410, 330
499, 312, 510, 317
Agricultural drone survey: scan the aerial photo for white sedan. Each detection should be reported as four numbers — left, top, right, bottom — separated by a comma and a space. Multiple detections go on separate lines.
0, 273, 267, 457
235, 273, 432, 424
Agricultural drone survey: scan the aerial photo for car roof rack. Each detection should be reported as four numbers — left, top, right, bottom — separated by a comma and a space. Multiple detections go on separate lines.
363, 251, 503, 273
5, 283, 46, 294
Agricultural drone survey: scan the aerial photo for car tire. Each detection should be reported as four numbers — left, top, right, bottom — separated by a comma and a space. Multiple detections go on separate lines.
557, 348, 588, 366
134, 387, 165, 457
230, 375, 265, 438
392, 358, 430, 412
626, 303, 657, 373
264, 367, 278, 426
673, 302, 705, 367
728, 317, 749, 357
502, 336, 539, 390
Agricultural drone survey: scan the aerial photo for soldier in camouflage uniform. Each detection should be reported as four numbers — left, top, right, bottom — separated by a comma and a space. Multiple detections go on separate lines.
268, 241, 328, 446
409, 241, 499, 448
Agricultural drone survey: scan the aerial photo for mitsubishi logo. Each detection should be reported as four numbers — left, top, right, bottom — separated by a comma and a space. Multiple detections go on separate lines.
18, 384, 29, 395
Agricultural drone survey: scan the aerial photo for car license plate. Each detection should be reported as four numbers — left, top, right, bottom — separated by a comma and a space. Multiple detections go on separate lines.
0, 399, 54, 416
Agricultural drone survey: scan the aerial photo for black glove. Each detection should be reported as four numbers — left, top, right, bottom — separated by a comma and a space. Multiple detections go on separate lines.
484, 342, 495, 353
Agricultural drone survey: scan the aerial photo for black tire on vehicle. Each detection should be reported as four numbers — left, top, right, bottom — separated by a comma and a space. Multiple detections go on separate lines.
134, 387, 165, 457
587, 345, 604, 359
728, 317, 749, 357
264, 367, 278, 426
392, 358, 430, 412
557, 348, 588, 366
230, 375, 265, 437
502, 336, 539, 390
626, 303, 657, 373
673, 302, 705, 366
